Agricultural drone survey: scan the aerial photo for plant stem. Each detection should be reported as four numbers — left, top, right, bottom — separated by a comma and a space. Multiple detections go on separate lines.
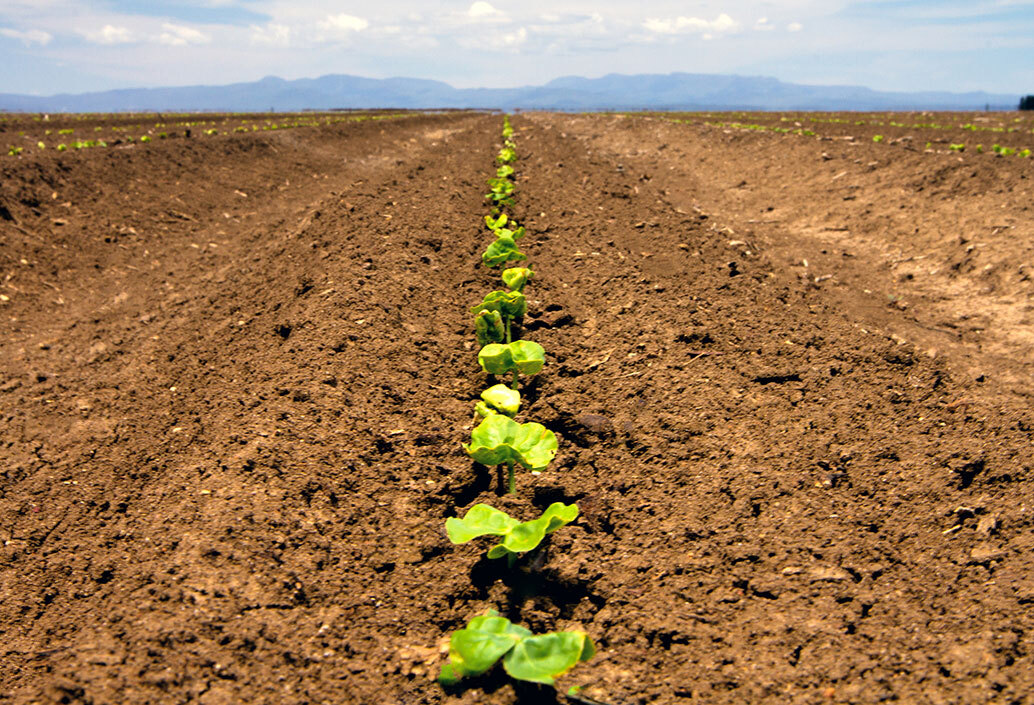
507, 460, 516, 495
504, 316, 512, 343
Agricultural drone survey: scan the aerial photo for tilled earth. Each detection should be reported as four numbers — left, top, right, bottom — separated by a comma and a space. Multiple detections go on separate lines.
1, 111, 1032, 705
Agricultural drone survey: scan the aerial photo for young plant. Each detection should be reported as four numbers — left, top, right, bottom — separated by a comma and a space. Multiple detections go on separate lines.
476, 383, 521, 418
479, 340, 545, 380
439, 611, 594, 687
475, 309, 506, 346
465, 413, 557, 493
497, 146, 517, 164
482, 236, 526, 268
446, 502, 578, 560
501, 267, 533, 292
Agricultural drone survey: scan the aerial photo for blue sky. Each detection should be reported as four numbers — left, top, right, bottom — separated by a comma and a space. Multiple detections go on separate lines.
1, 1, 1031, 96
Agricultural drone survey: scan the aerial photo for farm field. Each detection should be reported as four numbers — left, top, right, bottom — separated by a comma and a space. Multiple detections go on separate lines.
2, 110, 1033, 704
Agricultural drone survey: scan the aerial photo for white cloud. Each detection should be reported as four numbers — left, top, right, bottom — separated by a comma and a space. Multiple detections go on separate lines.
755, 17, 775, 31
787, 22, 803, 32
250, 22, 290, 46
158, 23, 210, 46
643, 13, 740, 36
81, 24, 134, 44
500, 26, 527, 47
315, 13, 368, 41
468, 2, 503, 19
0, 26, 53, 45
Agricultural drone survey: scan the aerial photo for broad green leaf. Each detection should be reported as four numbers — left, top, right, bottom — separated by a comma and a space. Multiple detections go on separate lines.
477, 343, 513, 375
478, 341, 543, 377
510, 422, 558, 470
471, 290, 527, 319
498, 515, 552, 553
464, 413, 520, 466
541, 502, 579, 533
501, 267, 534, 292
483, 236, 526, 268
481, 384, 520, 416
474, 309, 505, 346
464, 415, 558, 470
446, 504, 519, 543
496, 165, 514, 178
509, 340, 545, 375
503, 632, 596, 685
449, 629, 519, 677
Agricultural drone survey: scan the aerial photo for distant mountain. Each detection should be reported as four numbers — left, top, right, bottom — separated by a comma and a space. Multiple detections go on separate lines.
0, 73, 1018, 112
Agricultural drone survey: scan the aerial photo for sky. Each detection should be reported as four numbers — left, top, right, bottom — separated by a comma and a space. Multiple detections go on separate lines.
0, 1, 1032, 97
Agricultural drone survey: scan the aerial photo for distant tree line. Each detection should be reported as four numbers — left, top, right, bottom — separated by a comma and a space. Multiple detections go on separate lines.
1021, 95, 1034, 111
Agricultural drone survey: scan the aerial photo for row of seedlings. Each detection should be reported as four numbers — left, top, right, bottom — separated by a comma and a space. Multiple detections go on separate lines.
436, 116, 597, 694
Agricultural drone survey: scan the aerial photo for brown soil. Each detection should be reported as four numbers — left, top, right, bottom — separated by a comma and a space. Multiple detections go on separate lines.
2, 111, 1032, 705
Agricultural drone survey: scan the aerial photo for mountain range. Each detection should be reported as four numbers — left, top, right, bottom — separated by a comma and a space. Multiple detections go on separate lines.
0, 73, 1019, 113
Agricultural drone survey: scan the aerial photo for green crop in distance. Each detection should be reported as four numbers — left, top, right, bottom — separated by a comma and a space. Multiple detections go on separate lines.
446, 502, 578, 559
873, 134, 884, 143
439, 611, 594, 686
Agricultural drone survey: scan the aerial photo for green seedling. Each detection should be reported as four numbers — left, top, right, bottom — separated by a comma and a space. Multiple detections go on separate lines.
472, 290, 527, 320
475, 309, 506, 346
482, 236, 526, 268
949, 143, 965, 152
57, 143, 67, 152
872, 134, 884, 143
501, 267, 533, 292
479, 339, 545, 377
497, 164, 514, 178
446, 502, 578, 560
439, 611, 594, 686
465, 413, 557, 493
497, 146, 517, 164
485, 213, 508, 230
7, 146, 22, 156
476, 383, 521, 417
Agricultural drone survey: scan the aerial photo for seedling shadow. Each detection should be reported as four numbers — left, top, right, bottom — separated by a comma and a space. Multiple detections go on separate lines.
468, 545, 597, 620
440, 673, 562, 704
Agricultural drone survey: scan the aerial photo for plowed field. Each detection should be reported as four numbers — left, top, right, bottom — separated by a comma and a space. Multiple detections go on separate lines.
2, 111, 1032, 705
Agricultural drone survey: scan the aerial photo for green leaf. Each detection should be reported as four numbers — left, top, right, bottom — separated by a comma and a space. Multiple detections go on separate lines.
481, 384, 520, 416
474, 309, 505, 346
477, 340, 545, 377
464, 415, 558, 470
474, 401, 496, 418
485, 213, 508, 230
449, 502, 578, 558
509, 340, 545, 375
496, 165, 514, 178
510, 421, 558, 469
541, 502, 579, 533
503, 632, 595, 684
448, 621, 526, 677
501, 267, 534, 292
483, 236, 526, 268
477, 343, 513, 376
446, 504, 519, 543
471, 290, 527, 319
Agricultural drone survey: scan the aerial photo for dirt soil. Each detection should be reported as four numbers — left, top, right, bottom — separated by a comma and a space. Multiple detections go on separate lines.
2, 111, 1033, 705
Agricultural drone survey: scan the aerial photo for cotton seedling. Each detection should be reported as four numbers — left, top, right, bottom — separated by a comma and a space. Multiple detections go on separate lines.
446, 502, 578, 560
465, 413, 557, 493
476, 383, 521, 418
482, 236, 526, 268
439, 611, 594, 687
478, 340, 545, 379
501, 267, 533, 292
